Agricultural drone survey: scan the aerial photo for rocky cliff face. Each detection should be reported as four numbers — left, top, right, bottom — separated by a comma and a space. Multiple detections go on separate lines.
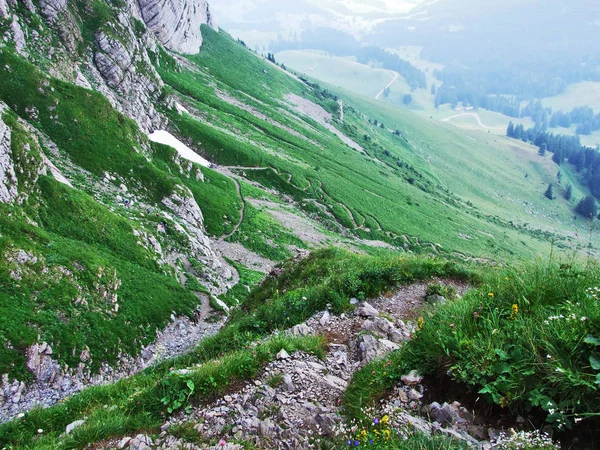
3, 0, 217, 132
137, 0, 217, 54
0, 105, 18, 204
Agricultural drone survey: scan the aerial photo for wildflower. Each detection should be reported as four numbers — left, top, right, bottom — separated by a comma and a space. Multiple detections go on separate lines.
354, 440, 360, 447
500, 397, 509, 408
546, 354, 552, 359
381, 415, 389, 425
347, 440, 352, 446
511, 303, 519, 319
417, 317, 424, 331
219, 439, 227, 447
373, 418, 379, 425
488, 292, 495, 297
581, 316, 587, 321
37, 429, 43, 434
450, 323, 455, 328
473, 311, 479, 319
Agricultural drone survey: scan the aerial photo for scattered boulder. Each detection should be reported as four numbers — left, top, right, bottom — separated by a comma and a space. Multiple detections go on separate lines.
276, 349, 290, 360
355, 301, 379, 317
401, 370, 423, 386
65, 419, 86, 434
427, 294, 447, 305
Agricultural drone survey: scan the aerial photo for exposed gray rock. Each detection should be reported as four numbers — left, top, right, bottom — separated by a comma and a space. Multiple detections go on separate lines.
0, 107, 18, 204
357, 334, 379, 362
10, 18, 26, 55
39, 0, 68, 23
427, 294, 447, 305
0, 0, 8, 18
129, 434, 153, 450
25, 343, 60, 384
137, 0, 217, 54
286, 323, 312, 336
65, 419, 86, 434
355, 301, 379, 317
427, 401, 467, 426
361, 317, 393, 336
94, 32, 133, 88
117, 437, 132, 449
162, 186, 204, 226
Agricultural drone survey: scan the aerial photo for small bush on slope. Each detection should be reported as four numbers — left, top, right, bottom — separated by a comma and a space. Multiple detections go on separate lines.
343, 260, 600, 431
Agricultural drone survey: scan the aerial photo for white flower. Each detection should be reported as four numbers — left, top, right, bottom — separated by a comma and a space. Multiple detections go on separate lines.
546, 354, 552, 359
37, 429, 43, 434
581, 316, 587, 321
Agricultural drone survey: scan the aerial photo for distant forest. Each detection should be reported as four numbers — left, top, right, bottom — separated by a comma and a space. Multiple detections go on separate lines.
433, 57, 600, 116
268, 28, 427, 90
507, 122, 600, 211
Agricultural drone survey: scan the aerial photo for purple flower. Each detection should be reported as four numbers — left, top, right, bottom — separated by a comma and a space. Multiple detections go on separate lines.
354, 440, 360, 447
369, 439, 373, 445
373, 418, 379, 424
347, 440, 352, 446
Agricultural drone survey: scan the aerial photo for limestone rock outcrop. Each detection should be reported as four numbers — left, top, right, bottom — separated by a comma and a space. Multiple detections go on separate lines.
137, 0, 217, 54
0, 105, 18, 204
0, 0, 8, 18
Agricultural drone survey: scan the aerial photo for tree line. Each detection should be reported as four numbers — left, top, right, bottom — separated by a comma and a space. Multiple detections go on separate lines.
356, 47, 427, 90
507, 122, 600, 217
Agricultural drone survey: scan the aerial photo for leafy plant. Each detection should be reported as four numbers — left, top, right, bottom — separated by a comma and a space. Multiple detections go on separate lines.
160, 373, 196, 414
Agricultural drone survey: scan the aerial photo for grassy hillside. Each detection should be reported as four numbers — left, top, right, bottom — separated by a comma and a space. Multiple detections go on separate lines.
156, 27, 590, 262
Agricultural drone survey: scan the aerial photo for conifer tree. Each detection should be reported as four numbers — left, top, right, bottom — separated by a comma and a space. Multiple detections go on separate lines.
576, 195, 597, 219
544, 183, 554, 200
565, 184, 573, 201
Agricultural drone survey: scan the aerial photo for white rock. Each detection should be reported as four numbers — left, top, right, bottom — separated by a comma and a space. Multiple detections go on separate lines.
401, 370, 423, 386
65, 419, 86, 434
276, 349, 290, 360
319, 311, 331, 326
0, 106, 18, 203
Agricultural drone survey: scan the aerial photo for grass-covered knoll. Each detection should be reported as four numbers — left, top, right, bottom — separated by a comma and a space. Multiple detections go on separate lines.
0, 177, 201, 380
343, 258, 600, 434
0, 335, 325, 449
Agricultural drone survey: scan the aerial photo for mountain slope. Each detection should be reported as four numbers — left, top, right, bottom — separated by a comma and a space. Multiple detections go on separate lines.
0, 0, 594, 429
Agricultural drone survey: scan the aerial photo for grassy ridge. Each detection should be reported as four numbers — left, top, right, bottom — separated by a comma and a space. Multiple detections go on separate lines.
0, 249, 476, 448
343, 259, 600, 433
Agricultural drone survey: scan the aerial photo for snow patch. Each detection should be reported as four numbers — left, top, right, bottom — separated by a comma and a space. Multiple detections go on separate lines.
148, 130, 210, 167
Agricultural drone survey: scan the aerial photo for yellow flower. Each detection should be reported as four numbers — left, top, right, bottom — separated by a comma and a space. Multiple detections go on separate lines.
500, 397, 509, 408
417, 317, 424, 331
488, 292, 495, 297
381, 415, 389, 425
511, 304, 519, 319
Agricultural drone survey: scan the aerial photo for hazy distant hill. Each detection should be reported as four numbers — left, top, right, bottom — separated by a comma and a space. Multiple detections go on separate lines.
370, 0, 600, 66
